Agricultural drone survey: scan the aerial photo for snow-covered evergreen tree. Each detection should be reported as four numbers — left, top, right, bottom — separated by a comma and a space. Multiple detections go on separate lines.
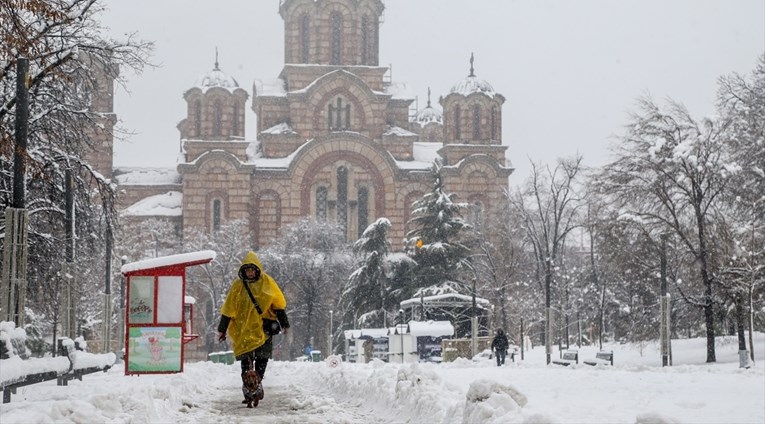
340, 217, 393, 329
406, 162, 474, 298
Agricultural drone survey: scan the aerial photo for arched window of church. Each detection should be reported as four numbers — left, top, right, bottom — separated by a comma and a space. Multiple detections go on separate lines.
357, 187, 368, 238
455, 106, 461, 140
212, 199, 222, 233
233, 102, 240, 137
328, 97, 351, 131
194, 99, 201, 137
316, 186, 328, 220
361, 16, 369, 65
473, 105, 481, 140
331, 13, 342, 65
491, 106, 497, 140
301, 14, 310, 63
472, 201, 483, 232
337, 166, 348, 236
213, 99, 222, 137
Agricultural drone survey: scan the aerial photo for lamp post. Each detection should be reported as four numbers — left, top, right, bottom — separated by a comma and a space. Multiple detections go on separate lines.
471, 276, 477, 358
397, 309, 405, 364
329, 310, 333, 355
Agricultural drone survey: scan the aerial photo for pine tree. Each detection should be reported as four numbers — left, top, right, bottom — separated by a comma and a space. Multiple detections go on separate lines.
407, 162, 473, 297
340, 218, 393, 328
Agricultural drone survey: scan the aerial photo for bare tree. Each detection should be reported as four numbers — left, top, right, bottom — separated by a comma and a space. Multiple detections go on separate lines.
509, 156, 584, 363
598, 97, 734, 362
1, 0, 151, 335
260, 218, 352, 359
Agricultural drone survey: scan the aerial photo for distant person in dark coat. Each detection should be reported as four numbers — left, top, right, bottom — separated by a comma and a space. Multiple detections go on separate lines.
491, 329, 509, 366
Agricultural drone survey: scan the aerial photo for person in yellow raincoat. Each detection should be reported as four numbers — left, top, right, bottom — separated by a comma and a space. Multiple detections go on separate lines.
217, 251, 289, 405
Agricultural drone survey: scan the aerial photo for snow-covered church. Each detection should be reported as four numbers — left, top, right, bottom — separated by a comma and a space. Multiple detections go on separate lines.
114, 0, 513, 250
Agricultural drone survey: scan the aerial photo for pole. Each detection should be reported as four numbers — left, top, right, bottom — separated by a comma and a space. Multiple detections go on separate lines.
520, 318, 524, 361
12, 57, 28, 209
471, 277, 477, 358
329, 310, 333, 355
1, 57, 30, 326
660, 234, 671, 367
62, 169, 77, 339
102, 224, 113, 353
118, 257, 127, 357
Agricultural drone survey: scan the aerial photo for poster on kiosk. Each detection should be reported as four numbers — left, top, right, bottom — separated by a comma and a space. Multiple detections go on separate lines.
121, 250, 216, 375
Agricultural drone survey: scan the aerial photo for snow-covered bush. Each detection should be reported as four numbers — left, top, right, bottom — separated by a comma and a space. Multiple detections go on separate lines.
0, 321, 31, 359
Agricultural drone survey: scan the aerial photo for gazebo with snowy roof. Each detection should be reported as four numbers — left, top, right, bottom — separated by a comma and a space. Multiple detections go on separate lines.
400, 293, 491, 339
120, 250, 216, 375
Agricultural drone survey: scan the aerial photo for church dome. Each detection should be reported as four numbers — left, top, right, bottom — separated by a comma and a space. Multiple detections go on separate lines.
195, 52, 239, 90
448, 53, 496, 98
414, 105, 443, 125
449, 75, 495, 97
413, 87, 443, 126
196, 67, 239, 90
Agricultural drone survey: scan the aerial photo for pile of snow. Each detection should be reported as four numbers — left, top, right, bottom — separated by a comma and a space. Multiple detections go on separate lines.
0, 333, 763, 423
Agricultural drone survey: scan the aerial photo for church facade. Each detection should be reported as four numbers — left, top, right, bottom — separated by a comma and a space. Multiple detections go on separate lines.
115, 0, 513, 252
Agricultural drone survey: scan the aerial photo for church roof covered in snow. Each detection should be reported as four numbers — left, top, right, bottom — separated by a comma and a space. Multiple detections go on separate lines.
121, 191, 182, 217
195, 53, 240, 91
450, 75, 496, 97
413, 88, 443, 126
448, 54, 496, 98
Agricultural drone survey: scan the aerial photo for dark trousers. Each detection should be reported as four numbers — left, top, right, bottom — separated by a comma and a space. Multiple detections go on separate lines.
238, 337, 273, 380
240, 356, 268, 379
495, 349, 506, 366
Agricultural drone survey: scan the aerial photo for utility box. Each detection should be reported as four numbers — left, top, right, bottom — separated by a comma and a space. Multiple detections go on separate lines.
121, 250, 216, 375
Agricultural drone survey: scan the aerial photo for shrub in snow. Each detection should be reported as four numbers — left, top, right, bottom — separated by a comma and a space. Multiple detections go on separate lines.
0, 321, 30, 359
463, 379, 528, 423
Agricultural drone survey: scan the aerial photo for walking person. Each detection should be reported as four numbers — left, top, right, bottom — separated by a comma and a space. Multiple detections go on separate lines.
491, 329, 509, 366
218, 251, 290, 406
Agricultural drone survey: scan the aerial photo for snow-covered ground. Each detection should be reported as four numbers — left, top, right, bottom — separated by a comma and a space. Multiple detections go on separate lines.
1, 333, 763, 423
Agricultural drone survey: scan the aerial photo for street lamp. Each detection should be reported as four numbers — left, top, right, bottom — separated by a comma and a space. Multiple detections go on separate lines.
329, 310, 333, 355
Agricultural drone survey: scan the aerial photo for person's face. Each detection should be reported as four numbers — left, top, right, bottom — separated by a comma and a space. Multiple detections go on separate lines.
245, 267, 258, 279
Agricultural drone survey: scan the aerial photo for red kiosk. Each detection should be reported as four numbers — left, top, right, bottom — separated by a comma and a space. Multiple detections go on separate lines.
120, 250, 216, 375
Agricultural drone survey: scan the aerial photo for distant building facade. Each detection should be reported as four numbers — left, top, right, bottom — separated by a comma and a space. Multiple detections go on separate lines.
114, 0, 513, 251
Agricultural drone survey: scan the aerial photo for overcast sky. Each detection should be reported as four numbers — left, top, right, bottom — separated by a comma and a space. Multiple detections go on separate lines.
103, 0, 764, 185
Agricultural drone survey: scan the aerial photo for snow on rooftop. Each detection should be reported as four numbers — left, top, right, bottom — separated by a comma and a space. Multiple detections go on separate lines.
121, 250, 217, 274
393, 142, 442, 170
408, 320, 454, 337
450, 75, 496, 98
254, 78, 286, 96
262, 122, 297, 135
113, 167, 181, 186
400, 293, 491, 307
195, 67, 240, 92
383, 81, 415, 100
384, 126, 418, 137
413, 105, 443, 126
121, 191, 182, 217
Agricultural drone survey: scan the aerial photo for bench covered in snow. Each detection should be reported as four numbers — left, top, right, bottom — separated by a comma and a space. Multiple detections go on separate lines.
552, 350, 579, 366
583, 351, 614, 366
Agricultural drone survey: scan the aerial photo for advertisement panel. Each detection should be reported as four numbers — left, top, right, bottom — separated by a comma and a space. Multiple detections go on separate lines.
126, 326, 183, 373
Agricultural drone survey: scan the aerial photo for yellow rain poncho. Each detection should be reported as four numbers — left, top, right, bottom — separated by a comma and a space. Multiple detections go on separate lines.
220, 251, 287, 358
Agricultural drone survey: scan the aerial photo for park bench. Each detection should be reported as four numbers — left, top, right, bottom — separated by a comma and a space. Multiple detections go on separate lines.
552, 349, 579, 366
584, 351, 614, 366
